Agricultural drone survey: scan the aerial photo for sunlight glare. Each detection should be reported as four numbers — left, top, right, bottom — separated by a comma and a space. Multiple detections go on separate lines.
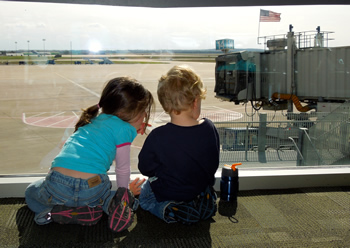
88, 41, 102, 53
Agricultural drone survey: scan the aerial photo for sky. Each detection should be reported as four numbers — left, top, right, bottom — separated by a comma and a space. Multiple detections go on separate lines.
0, 1, 350, 51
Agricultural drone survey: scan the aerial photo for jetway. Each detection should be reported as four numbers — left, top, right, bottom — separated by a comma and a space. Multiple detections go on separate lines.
214, 26, 350, 114
214, 26, 350, 166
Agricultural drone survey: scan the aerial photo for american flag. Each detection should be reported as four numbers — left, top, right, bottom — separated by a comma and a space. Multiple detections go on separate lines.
260, 9, 281, 22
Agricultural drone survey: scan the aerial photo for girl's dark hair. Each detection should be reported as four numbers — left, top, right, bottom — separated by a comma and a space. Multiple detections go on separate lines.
74, 77, 154, 133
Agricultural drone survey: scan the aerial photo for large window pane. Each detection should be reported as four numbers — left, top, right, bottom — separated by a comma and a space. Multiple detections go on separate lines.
1, 3, 349, 174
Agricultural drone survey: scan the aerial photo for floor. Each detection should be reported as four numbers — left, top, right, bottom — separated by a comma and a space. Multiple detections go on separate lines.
1, 186, 349, 248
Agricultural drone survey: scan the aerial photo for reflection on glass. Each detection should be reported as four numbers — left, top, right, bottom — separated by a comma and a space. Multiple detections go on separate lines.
0, 2, 349, 174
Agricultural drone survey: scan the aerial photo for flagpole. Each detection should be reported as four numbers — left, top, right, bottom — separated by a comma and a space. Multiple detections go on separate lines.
257, 9, 261, 44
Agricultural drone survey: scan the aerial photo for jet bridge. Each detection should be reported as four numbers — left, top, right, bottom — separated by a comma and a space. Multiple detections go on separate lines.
214, 26, 350, 113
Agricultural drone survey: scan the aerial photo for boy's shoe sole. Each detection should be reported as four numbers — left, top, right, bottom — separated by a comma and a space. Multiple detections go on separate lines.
49, 205, 103, 226
197, 186, 217, 220
108, 187, 135, 232
165, 203, 200, 225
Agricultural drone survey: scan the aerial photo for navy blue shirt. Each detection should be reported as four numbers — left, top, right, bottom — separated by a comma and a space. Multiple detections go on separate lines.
138, 118, 220, 202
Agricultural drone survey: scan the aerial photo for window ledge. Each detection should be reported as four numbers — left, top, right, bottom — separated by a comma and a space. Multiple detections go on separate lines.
1, 166, 350, 198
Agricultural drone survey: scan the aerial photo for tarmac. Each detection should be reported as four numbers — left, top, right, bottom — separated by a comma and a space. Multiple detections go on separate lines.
1, 61, 349, 247
0, 61, 255, 175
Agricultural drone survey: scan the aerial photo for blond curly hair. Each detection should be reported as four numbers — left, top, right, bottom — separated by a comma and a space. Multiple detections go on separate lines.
157, 65, 206, 115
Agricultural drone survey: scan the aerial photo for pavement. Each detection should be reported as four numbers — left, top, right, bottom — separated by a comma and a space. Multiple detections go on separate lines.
0, 62, 254, 175
1, 61, 349, 248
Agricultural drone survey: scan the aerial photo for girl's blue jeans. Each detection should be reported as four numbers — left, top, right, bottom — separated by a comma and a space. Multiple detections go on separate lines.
25, 170, 115, 225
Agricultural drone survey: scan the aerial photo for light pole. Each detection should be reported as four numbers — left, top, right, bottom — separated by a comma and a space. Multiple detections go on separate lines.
15, 41, 17, 55
27, 40, 30, 57
43, 39, 46, 56
70, 41, 72, 64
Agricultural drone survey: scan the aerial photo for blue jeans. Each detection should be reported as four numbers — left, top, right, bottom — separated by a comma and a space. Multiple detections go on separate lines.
25, 170, 115, 225
139, 180, 184, 223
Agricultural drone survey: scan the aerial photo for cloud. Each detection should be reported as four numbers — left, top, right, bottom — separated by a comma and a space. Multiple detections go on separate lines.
0, 2, 349, 50
87, 23, 105, 29
36, 23, 46, 28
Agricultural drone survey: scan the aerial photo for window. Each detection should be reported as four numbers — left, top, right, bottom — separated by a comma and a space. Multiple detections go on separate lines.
1, 2, 349, 175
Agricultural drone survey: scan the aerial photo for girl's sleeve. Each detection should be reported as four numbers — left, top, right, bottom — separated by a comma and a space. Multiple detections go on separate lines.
115, 143, 131, 188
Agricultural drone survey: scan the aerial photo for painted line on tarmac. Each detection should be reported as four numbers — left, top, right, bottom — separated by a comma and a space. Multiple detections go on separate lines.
55, 73, 100, 98
22, 106, 243, 129
22, 111, 79, 128
27, 112, 65, 125
131, 145, 142, 149
153, 106, 243, 124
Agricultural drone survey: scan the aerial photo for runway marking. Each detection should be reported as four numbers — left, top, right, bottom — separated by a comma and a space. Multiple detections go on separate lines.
28, 112, 66, 125
131, 145, 142, 149
55, 73, 100, 98
154, 106, 243, 124
22, 106, 243, 129
22, 111, 79, 128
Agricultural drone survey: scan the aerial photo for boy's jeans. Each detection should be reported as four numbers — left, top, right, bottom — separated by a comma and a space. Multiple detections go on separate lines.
139, 180, 181, 223
25, 170, 115, 225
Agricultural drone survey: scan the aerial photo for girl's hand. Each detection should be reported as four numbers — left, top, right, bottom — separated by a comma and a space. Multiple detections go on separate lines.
129, 177, 146, 196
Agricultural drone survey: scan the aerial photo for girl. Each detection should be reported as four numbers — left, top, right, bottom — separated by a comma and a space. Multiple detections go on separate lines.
25, 77, 154, 232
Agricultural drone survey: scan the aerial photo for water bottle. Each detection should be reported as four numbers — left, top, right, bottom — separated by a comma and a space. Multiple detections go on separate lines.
220, 163, 241, 202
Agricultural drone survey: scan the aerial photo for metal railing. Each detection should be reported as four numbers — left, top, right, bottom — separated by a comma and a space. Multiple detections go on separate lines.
301, 102, 350, 166
205, 108, 350, 168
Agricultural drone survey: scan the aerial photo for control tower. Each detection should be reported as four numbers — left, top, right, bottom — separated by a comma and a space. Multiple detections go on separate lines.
215, 39, 234, 53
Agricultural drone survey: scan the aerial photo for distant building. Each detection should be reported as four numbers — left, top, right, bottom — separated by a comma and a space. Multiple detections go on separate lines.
31, 51, 51, 56
6, 52, 25, 56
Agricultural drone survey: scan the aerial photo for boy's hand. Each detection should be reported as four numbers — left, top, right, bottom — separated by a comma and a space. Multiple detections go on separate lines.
137, 123, 151, 135
129, 178, 146, 196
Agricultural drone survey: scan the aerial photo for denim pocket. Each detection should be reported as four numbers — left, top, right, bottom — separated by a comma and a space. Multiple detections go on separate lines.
39, 185, 66, 205
82, 189, 110, 207
80, 180, 112, 207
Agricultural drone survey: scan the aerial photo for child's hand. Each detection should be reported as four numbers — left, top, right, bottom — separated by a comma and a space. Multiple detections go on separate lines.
129, 177, 146, 196
137, 123, 151, 135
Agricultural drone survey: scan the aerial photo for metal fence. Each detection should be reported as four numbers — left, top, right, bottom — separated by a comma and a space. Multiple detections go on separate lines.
205, 112, 304, 167
206, 109, 350, 168
301, 102, 350, 166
